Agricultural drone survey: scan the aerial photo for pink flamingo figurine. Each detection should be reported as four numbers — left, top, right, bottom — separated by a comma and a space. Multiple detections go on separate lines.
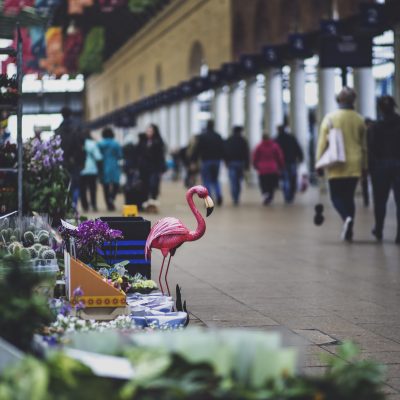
145, 185, 214, 295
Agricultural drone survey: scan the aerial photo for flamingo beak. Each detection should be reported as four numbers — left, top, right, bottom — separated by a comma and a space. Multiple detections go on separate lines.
204, 196, 214, 217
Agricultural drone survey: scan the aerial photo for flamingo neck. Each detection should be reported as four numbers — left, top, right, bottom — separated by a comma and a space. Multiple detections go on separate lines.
186, 187, 206, 242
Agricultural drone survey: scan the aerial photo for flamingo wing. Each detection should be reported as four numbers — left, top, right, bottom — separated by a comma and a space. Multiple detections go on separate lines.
145, 217, 189, 259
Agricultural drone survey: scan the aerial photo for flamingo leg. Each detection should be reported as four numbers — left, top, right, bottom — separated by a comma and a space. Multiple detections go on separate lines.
164, 253, 173, 297
158, 256, 167, 295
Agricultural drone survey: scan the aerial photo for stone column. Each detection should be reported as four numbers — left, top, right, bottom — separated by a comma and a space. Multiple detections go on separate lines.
213, 87, 229, 138
168, 103, 179, 150
289, 59, 309, 166
227, 82, 244, 135
244, 77, 262, 151
179, 99, 190, 148
159, 106, 169, 144
318, 68, 336, 123
354, 67, 376, 120
189, 97, 200, 135
264, 68, 283, 138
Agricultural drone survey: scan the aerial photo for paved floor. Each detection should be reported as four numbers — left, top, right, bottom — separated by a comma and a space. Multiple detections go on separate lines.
90, 179, 400, 398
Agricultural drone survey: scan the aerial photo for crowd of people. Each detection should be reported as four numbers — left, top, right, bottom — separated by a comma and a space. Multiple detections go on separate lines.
55, 87, 400, 245
177, 120, 304, 207
56, 108, 166, 212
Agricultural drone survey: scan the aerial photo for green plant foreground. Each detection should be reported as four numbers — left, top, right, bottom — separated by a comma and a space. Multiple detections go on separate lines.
0, 339, 386, 400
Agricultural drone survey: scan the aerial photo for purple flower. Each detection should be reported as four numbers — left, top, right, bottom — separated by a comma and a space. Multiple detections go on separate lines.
43, 155, 51, 168
75, 301, 85, 312
72, 286, 84, 297
59, 303, 72, 316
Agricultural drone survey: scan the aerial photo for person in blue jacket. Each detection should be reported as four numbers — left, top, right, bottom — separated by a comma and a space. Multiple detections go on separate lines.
98, 127, 122, 211
80, 130, 102, 212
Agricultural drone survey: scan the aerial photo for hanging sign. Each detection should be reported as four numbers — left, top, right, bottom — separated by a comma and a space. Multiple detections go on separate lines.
288, 33, 312, 59
240, 54, 263, 75
262, 46, 282, 67
320, 35, 372, 68
320, 20, 339, 36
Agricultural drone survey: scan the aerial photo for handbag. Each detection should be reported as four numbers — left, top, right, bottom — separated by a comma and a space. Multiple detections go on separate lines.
315, 119, 346, 169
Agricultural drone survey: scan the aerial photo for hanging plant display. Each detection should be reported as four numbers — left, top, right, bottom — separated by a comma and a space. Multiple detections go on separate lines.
78, 26, 105, 75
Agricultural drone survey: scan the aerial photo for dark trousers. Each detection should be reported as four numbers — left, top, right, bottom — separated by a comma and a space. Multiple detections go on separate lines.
361, 176, 370, 207
201, 160, 222, 200
103, 183, 119, 210
80, 174, 97, 210
227, 161, 245, 204
371, 160, 400, 238
282, 163, 298, 203
258, 174, 279, 203
141, 172, 161, 201
328, 177, 359, 221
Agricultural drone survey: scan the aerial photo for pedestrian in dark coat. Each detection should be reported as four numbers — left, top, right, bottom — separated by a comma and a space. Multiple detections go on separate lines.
192, 120, 224, 205
369, 96, 400, 244
55, 107, 85, 211
224, 126, 249, 205
276, 125, 304, 203
137, 124, 166, 204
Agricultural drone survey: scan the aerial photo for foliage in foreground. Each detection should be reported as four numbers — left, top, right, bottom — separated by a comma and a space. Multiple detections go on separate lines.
0, 251, 53, 351
0, 330, 386, 400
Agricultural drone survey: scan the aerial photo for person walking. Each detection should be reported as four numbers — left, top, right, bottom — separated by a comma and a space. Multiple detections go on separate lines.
252, 132, 285, 205
369, 96, 400, 244
98, 127, 122, 211
224, 126, 249, 205
316, 87, 367, 242
80, 130, 102, 212
275, 124, 304, 203
55, 106, 85, 211
192, 120, 224, 205
137, 124, 166, 208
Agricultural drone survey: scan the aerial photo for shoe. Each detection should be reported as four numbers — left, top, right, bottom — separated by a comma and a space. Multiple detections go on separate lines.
217, 196, 223, 206
372, 228, 382, 242
263, 194, 272, 205
341, 217, 353, 242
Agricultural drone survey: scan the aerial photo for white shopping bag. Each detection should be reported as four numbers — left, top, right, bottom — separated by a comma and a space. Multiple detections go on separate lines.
316, 119, 346, 169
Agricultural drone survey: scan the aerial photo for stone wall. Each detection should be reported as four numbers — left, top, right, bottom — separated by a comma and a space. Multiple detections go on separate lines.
85, 0, 374, 121
85, 0, 232, 120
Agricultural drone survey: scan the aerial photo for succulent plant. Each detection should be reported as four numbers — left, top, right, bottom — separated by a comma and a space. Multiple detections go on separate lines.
42, 249, 56, 260
13, 246, 21, 257
27, 246, 38, 259
9, 235, 16, 242
19, 248, 31, 261
38, 232, 50, 246
33, 243, 42, 251
7, 243, 15, 253
38, 246, 51, 259
23, 231, 35, 245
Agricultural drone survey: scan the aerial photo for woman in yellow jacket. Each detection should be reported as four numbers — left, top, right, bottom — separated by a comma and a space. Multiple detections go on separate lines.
317, 87, 367, 242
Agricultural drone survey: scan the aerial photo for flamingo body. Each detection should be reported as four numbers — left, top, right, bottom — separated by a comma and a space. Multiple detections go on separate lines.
144, 185, 213, 294
145, 217, 190, 258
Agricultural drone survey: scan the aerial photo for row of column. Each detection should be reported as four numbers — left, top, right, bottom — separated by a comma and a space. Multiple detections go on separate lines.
134, 62, 377, 168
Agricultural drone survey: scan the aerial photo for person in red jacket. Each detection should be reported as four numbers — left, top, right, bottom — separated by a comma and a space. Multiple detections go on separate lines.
252, 133, 285, 205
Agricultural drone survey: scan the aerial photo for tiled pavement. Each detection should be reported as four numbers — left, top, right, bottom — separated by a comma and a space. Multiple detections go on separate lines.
89, 179, 400, 397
